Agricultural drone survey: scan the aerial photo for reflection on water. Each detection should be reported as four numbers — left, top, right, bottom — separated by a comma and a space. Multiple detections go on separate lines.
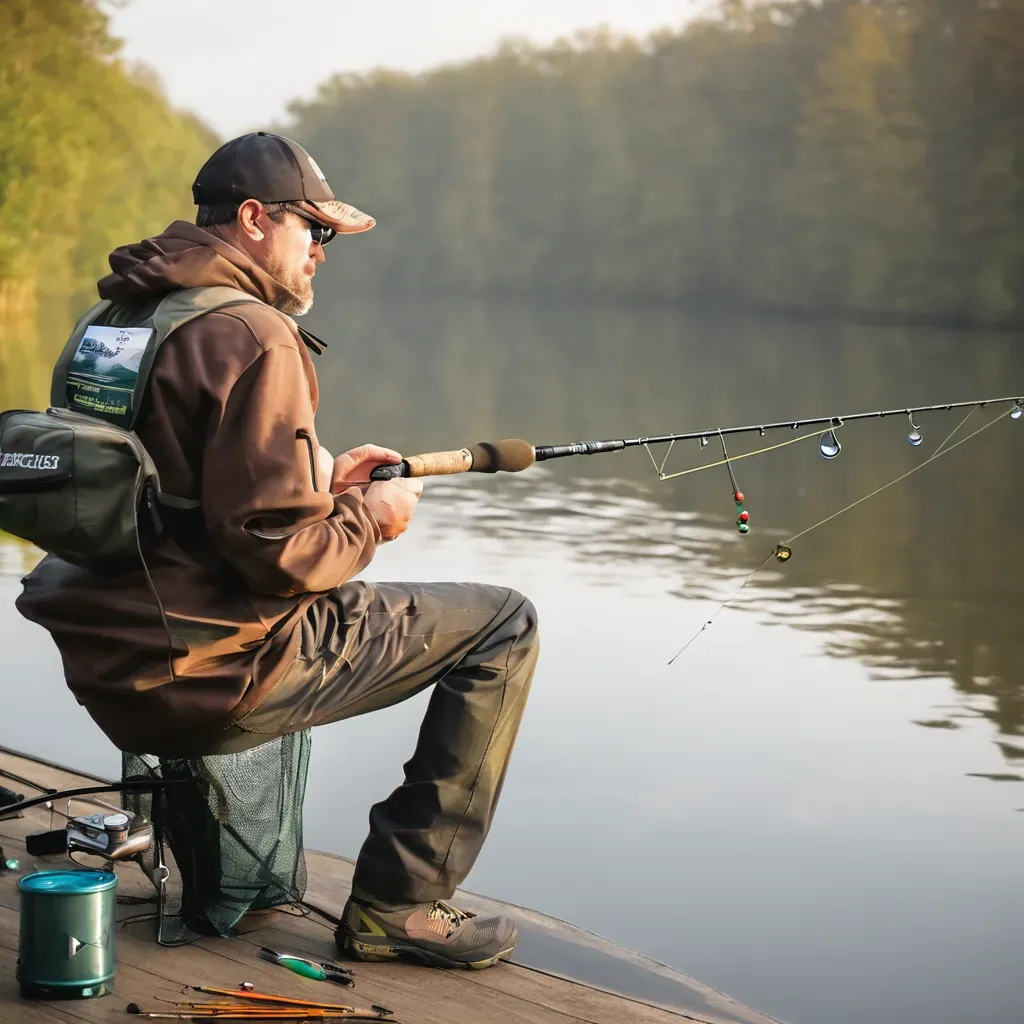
302, 292, 1024, 779
420, 464, 1024, 784
1, 290, 1023, 1024
303, 292, 1024, 770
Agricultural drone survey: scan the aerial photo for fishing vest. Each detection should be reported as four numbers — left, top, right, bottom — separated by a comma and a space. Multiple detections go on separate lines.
0, 287, 263, 569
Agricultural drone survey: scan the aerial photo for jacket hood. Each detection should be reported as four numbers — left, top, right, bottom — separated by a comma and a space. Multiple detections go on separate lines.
98, 220, 301, 309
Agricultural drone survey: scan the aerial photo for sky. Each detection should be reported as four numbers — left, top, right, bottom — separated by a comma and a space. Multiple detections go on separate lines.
105, 0, 703, 137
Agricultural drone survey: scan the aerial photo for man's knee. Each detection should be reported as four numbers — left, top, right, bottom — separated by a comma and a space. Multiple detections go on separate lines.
501, 590, 540, 699
461, 585, 539, 682
505, 588, 539, 648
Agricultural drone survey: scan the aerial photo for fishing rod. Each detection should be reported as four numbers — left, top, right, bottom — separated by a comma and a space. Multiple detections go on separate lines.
369, 394, 1021, 661
368, 395, 1024, 483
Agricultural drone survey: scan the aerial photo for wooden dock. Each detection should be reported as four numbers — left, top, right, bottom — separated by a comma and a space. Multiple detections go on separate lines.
0, 748, 778, 1024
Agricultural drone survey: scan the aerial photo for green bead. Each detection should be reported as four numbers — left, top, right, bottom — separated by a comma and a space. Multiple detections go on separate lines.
737, 523, 750, 534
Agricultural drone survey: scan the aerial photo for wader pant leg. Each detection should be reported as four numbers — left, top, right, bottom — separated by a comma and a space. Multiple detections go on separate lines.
226, 582, 539, 907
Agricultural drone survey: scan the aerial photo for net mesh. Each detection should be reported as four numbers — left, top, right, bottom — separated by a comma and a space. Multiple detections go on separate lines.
121, 730, 311, 945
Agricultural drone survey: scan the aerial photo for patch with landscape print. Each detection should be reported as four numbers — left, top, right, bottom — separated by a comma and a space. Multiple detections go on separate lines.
65, 325, 153, 427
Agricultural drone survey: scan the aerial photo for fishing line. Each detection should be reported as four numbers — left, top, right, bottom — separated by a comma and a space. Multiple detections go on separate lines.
718, 430, 741, 497
667, 551, 776, 665
643, 426, 828, 481
668, 407, 1012, 663
783, 407, 1009, 547
932, 407, 975, 458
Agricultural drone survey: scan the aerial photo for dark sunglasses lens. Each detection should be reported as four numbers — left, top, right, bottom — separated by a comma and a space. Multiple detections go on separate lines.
310, 222, 335, 246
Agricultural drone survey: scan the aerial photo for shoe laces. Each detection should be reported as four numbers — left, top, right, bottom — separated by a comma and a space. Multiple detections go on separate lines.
426, 900, 470, 937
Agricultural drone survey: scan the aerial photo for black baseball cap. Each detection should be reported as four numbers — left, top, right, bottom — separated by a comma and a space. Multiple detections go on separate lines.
192, 132, 375, 235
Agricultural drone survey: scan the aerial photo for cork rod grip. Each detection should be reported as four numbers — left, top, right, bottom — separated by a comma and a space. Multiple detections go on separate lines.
368, 439, 536, 480
404, 448, 473, 477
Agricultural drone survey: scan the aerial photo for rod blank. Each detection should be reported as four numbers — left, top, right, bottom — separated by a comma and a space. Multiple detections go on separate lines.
367, 395, 1021, 480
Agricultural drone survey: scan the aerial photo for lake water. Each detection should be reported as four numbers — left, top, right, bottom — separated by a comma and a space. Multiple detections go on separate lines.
2, 290, 1022, 1024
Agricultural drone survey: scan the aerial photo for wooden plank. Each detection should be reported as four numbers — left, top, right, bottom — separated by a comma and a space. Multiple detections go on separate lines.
298, 850, 764, 1024
0, 748, 774, 1024
1, 898, 583, 1024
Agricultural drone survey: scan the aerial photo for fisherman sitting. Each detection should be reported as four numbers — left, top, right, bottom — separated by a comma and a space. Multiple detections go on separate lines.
15, 133, 540, 970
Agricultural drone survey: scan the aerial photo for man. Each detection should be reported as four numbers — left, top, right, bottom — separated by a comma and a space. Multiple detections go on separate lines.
17, 132, 539, 969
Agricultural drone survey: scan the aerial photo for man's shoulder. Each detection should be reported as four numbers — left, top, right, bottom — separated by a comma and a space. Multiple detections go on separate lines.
156, 294, 305, 385
199, 297, 301, 354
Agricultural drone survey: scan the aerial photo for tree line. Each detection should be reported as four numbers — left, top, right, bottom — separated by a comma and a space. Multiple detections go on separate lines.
287, 0, 1024, 326
0, 0, 213, 339
3, 0, 1021, 347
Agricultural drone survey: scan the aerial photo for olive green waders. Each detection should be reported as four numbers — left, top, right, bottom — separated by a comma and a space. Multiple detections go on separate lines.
212, 581, 539, 907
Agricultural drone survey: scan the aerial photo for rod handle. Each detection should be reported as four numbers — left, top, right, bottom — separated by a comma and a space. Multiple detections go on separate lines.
370, 449, 472, 481
369, 439, 536, 480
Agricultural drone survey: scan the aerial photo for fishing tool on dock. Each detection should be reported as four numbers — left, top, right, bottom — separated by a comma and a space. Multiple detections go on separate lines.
129, 985, 398, 1020
0, 784, 25, 811
258, 945, 354, 985
25, 806, 153, 862
17, 869, 118, 999
189, 985, 385, 1011
365, 394, 1022, 660
127, 1010, 396, 1021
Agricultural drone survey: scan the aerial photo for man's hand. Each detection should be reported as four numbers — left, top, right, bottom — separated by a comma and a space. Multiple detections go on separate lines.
330, 443, 403, 490
328, 443, 422, 541
363, 477, 423, 541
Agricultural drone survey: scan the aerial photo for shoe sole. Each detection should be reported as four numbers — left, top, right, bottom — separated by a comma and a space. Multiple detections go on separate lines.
342, 933, 516, 970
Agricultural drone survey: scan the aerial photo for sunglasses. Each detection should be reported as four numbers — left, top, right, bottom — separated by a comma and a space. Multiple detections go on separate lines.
282, 203, 336, 246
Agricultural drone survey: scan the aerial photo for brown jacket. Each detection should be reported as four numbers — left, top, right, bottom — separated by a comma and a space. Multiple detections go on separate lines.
17, 222, 381, 754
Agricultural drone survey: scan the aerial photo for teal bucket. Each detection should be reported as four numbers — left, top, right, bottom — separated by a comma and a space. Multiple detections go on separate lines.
17, 870, 117, 999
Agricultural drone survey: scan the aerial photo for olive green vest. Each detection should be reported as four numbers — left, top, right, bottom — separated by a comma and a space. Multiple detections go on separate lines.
0, 287, 263, 568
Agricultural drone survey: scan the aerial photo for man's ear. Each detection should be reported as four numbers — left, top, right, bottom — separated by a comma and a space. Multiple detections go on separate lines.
236, 199, 266, 242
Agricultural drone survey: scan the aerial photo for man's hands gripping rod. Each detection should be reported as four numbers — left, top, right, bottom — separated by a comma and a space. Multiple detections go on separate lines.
366, 439, 537, 480
318, 443, 424, 542
317, 438, 536, 542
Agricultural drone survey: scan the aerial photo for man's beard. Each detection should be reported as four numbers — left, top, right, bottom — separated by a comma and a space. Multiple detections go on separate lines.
266, 254, 314, 315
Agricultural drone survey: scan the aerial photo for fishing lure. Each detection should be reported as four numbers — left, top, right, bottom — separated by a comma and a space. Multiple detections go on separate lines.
258, 947, 354, 986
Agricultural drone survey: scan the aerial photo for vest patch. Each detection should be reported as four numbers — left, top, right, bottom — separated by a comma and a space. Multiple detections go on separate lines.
0, 452, 60, 470
65, 325, 153, 427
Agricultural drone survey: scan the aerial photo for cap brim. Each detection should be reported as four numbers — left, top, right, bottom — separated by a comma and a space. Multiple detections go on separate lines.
296, 199, 375, 235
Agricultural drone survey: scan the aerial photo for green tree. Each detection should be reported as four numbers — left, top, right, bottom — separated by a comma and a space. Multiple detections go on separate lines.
774, 3, 934, 316
0, 0, 215, 395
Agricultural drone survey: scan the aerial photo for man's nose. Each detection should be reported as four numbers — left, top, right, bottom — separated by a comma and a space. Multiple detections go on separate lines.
312, 243, 326, 264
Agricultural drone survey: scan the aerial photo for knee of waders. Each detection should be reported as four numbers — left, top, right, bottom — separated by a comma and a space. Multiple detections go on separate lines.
505, 594, 540, 690
506, 590, 539, 643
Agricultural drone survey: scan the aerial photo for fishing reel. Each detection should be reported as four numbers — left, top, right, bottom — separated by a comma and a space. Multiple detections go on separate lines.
26, 809, 153, 862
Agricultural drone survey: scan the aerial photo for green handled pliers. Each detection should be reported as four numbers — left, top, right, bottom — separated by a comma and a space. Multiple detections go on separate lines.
258, 946, 355, 986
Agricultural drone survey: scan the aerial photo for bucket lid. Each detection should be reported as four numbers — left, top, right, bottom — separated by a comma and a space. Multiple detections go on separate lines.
18, 870, 117, 894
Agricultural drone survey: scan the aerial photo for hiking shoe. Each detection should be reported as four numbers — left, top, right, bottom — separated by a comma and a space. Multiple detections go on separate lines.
337, 897, 517, 969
